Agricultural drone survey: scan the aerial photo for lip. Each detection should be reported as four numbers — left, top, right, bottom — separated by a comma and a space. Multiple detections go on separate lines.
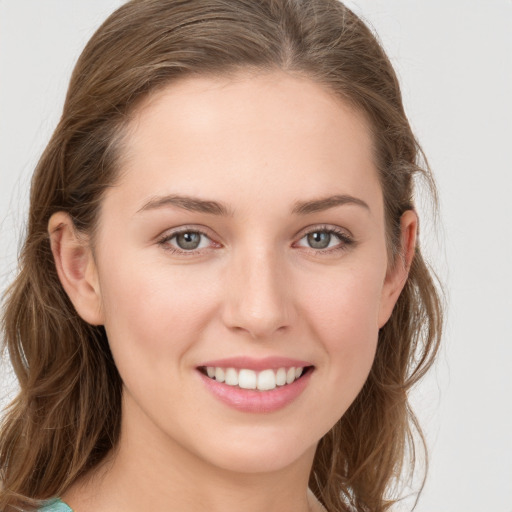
197, 356, 313, 371
197, 362, 314, 414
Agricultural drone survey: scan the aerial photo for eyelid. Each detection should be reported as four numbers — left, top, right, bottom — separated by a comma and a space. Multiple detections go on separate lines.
157, 225, 222, 254
294, 223, 354, 240
156, 223, 355, 256
293, 224, 355, 253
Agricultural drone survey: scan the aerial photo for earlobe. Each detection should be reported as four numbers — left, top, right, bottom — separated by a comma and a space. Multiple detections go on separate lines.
48, 212, 104, 326
377, 210, 417, 328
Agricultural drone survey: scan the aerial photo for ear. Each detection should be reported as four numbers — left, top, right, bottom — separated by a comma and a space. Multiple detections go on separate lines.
48, 212, 104, 325
377, 209, 417, 328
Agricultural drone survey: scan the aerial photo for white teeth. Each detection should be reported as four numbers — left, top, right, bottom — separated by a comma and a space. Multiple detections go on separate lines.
225, 368, 238, 386
215, 367, 225, 383
276, 367, 287, 386
204, 365, 308, 390
257, 369, 276, 391
238, 369, 257, 389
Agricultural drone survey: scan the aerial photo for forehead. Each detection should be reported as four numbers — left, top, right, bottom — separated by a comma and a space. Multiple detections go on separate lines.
111, 70, 381, 215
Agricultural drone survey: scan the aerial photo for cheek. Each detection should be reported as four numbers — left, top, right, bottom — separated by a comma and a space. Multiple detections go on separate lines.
299, 262, 385, 384
302, 260, 384, 332
97, 254, 220, 372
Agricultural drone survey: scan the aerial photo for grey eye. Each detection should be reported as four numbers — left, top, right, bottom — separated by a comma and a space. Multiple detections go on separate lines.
175, 232, 202, 250
307, 231, 332, 249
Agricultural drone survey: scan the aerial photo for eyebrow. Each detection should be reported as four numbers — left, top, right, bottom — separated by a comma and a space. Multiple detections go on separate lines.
292, 194, 370, 215
137, 193, 369, 216
137, 194, 233, 216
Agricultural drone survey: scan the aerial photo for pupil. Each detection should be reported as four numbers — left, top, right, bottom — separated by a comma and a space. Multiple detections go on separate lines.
307, 231, 330, 249
177, 232, 201, 250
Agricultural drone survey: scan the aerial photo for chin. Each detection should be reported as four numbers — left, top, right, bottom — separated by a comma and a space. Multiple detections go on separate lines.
185, 424, 320, 475
208, 444, 315, 475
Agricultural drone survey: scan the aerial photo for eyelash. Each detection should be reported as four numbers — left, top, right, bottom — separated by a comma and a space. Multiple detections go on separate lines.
157, 225, 355, 256
157, 226, 218, 255
294, 225, 355, 255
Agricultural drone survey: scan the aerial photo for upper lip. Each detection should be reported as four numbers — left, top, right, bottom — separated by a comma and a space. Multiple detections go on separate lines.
197, 356, 313, 371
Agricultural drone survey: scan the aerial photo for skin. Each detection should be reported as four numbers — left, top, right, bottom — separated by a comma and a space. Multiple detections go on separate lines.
49, 70, 416, 512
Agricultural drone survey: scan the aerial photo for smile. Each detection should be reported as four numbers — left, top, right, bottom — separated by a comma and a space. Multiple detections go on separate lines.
199, 366, 310, 391
196, 358, 314, 413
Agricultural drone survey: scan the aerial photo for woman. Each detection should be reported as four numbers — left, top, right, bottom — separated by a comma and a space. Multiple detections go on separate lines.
0, 1, 442, 511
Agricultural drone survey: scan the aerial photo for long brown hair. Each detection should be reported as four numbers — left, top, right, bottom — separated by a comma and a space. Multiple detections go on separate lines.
0, 1, 442, 510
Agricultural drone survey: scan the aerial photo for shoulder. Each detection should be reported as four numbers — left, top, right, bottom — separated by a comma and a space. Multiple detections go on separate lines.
38, 498, 73, 512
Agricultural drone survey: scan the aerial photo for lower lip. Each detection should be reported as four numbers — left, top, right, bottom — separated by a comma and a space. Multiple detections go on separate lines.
198, 369, 313, 413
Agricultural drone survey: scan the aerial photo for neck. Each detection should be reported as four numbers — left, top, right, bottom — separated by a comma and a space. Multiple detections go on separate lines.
63, 396, 321, 512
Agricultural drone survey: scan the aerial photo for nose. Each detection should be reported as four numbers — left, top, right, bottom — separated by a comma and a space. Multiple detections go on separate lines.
221, 246, 294, 340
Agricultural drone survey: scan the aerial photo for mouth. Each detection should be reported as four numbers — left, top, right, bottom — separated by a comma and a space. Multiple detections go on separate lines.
197, 365, 314, 392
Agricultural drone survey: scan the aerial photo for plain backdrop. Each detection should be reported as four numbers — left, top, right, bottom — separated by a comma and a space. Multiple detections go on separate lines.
1, 1, 511, 511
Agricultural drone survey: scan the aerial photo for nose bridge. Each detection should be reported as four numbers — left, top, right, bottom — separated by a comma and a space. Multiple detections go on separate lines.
223, 242, 292, 339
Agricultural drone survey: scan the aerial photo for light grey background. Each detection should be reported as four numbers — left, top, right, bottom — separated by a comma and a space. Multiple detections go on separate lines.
1, 1, 511, 511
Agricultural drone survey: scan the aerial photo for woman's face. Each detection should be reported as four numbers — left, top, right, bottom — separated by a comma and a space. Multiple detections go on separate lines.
83, 71, 409, 474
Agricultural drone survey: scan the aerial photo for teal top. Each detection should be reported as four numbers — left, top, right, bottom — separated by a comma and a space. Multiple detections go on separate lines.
38, 498, 73, 512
